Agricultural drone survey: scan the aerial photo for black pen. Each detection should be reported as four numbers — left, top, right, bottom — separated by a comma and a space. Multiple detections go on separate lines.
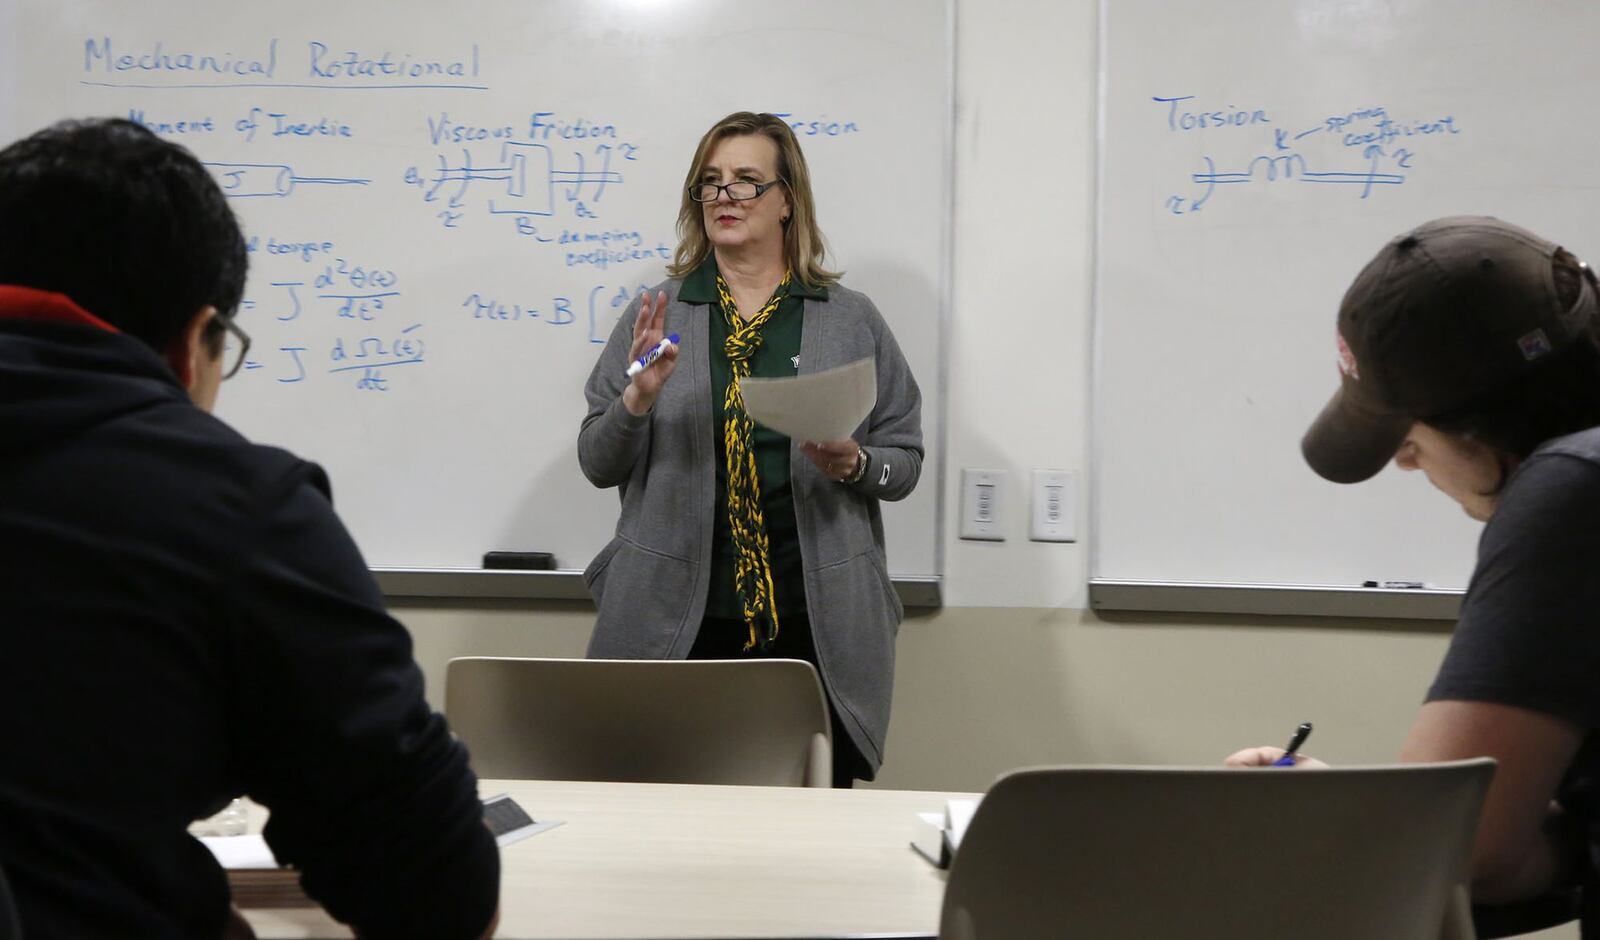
1271, 722, 1313, 766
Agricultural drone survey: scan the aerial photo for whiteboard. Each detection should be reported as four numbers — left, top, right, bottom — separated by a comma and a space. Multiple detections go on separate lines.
5, 0, 948, 577
1093, 0, 1600, 593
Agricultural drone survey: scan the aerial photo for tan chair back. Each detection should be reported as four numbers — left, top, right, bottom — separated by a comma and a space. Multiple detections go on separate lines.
940, 760, 1494, 940
445, 656, 832, 787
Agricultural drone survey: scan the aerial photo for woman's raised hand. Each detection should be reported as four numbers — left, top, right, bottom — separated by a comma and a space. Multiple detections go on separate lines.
621, 290, 676, 416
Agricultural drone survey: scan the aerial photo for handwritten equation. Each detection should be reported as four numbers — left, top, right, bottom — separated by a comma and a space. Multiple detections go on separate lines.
1151, 96, 1463, 215
232, 247, 424, 391
234, 236, 660, 392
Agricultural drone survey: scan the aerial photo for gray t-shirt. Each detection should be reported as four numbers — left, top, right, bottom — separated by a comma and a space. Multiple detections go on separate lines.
1428, 426, 1600, 917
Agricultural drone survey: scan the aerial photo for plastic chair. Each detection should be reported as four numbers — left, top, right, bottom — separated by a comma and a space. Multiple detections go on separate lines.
940, 760, 1495, 940
444, 657, 832, 787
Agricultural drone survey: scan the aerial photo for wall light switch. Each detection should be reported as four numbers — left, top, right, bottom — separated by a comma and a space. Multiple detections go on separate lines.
960, 469, 1006, 541
1030, 469, 1076, 542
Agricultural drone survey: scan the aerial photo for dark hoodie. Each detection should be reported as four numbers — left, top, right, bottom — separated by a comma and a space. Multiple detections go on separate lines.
0, 286, 498, 939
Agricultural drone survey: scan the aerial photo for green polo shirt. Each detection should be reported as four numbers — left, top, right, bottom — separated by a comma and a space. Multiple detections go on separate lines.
679, 257, 828, 621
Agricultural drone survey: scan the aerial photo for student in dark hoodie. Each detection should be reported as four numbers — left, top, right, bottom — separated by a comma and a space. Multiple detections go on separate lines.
0, 118, 499, 938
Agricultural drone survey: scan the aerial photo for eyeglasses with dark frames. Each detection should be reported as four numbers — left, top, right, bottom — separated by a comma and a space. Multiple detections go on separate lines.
216, 312, 251, 380
687, 179, 784, 203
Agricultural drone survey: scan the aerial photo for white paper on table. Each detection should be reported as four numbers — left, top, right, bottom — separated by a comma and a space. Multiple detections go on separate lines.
910, 811, 947, 867
945, 798, 980, 851
199, 834, 278, 869
738, 357, 876, 443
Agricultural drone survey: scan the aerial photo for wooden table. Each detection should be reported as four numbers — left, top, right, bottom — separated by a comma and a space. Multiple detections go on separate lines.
242, 779, 972, 939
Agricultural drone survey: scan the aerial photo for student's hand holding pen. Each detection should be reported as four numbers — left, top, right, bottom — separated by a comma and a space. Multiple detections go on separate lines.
1224, 721, 1329, 768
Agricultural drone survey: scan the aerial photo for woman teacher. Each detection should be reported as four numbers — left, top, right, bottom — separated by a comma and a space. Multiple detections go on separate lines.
578, 111, 923, 787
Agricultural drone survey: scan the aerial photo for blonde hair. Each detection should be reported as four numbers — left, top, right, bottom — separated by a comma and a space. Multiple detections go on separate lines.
666, 111, 840, 290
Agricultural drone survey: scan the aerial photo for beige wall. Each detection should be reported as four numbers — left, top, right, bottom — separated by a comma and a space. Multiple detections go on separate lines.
392, 2, 1577, 933
394, 601, 1455, 793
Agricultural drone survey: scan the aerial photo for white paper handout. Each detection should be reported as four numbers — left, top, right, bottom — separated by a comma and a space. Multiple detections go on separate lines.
738, 356, 876, 443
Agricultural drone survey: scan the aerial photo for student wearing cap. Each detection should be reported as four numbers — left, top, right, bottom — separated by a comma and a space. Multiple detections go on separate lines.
1227, 216, 1600, 930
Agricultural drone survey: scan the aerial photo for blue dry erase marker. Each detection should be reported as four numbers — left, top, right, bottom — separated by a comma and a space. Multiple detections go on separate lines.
1272, 722, 1314, 766
1362, 580, 1430, 589
625, 333, 680, 378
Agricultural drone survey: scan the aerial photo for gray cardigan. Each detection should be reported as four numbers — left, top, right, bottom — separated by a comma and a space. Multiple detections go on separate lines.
577, 277, 923, 775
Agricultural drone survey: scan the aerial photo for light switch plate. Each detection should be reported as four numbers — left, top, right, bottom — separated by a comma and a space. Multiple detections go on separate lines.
960, 469, 1006, 541
1029, 469, 1076, 542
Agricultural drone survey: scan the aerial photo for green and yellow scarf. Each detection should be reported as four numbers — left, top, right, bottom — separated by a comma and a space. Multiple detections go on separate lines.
716, 270, 793, 650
